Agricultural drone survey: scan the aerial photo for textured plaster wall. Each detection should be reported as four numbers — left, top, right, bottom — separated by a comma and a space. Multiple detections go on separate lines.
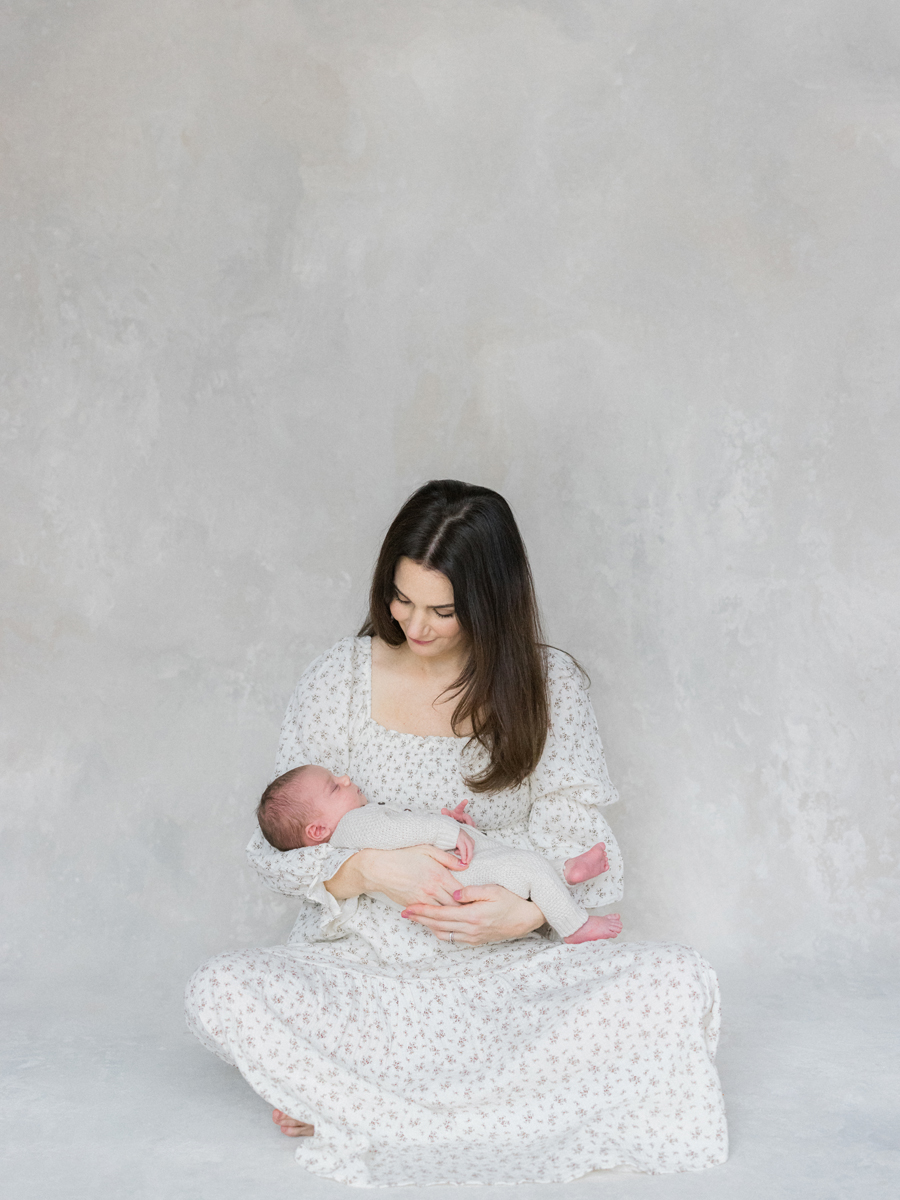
2, 0, 899, 1005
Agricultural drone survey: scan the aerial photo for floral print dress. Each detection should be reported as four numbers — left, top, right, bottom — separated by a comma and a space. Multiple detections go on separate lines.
185, 637, 727, 1186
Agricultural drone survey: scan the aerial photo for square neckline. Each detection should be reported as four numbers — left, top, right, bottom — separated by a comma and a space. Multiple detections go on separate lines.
362, 636, 466, 743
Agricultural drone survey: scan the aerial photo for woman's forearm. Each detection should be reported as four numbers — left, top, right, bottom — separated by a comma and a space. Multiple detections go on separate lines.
324, 845, 468, 907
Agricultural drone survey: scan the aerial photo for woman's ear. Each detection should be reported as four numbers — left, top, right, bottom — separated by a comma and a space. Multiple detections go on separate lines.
304, 823, 331, 845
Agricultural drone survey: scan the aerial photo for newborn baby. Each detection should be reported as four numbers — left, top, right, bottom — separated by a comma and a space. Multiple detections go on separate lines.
257, 765, 622, 944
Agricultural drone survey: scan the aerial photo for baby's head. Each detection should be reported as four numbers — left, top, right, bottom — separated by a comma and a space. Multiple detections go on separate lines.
257, 765, 367, 851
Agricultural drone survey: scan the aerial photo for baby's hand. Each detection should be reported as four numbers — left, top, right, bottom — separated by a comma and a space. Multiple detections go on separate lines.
442, 799, 476, 827
455, 828, 475, 868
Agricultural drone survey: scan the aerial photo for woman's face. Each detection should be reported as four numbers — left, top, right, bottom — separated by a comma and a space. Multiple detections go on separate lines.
390, 557, 466, 660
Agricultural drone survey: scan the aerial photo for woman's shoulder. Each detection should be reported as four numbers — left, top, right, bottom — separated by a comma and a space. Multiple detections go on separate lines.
277, 638, 369, 774
544, 645, 589, 694
532, 646, 615, 793
295, 636, 370, 694
540, 645, 602, 742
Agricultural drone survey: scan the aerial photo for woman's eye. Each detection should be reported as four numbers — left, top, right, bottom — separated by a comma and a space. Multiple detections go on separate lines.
436, 611, 455, 619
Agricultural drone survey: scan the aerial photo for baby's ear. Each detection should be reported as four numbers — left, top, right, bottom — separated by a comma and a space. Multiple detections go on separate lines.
304, 823, 331, 845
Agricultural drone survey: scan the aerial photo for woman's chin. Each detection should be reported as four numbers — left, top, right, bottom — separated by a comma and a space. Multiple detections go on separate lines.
407, 639, 439, 653
404, 635, 466, 659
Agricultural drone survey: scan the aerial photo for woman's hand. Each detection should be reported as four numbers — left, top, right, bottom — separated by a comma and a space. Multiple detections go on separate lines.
324, 845, 465, 908
401, 884, 545, 946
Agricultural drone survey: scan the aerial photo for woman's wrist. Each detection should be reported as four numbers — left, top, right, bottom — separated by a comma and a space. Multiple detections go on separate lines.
323, 850, 372, 901
519, 900, 546, 937
492, 892, 545, 939
352, 847, 376, 893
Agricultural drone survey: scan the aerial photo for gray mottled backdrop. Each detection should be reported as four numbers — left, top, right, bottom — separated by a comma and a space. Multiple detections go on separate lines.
2, 0, 898, 1011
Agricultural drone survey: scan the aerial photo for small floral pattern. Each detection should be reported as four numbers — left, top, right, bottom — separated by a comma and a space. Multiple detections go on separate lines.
185, 637, 727, 1185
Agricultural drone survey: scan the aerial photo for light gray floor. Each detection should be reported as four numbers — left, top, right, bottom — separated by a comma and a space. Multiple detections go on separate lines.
2, 967, 897, 1200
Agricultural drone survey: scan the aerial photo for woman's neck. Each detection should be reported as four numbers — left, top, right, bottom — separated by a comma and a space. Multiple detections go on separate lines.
370, 636, 473, 737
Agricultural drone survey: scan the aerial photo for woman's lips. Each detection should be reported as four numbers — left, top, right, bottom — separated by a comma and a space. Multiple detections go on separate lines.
409, 636, 434, 645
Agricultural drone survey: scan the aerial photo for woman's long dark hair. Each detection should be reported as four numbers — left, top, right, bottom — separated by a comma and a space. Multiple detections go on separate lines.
359, 480, 549, 793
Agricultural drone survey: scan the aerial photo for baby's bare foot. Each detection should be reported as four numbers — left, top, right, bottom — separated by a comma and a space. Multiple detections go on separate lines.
564, 842, 609, 884
563, 914, 622, 944
272, 1108, 315, 1137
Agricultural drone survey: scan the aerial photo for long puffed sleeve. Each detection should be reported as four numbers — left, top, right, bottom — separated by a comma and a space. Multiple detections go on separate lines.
246, 638, 362, 937
525, 649, 624, 909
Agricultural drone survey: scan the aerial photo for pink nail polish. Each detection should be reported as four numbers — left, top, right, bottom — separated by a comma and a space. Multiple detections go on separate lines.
453, 890, 461, 901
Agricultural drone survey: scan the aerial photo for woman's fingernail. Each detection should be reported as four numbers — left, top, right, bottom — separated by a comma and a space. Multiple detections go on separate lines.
453, 890, 461, 901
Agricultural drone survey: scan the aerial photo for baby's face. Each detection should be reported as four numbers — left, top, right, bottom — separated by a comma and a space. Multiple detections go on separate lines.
300, 766, 368, 831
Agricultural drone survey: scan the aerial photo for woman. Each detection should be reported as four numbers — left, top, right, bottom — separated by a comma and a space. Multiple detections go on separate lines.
186, 480, 727, 1186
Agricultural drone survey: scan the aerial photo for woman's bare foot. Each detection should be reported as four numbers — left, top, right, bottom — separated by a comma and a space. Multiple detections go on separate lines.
564, 842, 609, 884
563, 914, 622, 944
272, 1109, 314, 1137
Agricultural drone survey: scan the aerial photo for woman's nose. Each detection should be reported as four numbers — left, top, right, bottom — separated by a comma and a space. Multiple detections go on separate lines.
405, 610, 431, 638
